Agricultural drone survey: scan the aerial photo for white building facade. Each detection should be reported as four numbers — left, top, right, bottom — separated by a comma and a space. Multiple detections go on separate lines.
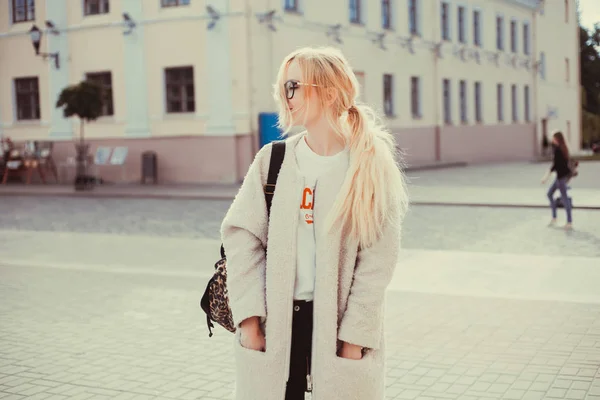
0, 0, 580, 184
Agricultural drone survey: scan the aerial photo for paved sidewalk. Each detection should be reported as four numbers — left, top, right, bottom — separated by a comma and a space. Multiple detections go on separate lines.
1, 162, 598, 209
2, 230, 600, 400
408, 186, 600, 209
404, 161, 600, 190
2, 230, 600, 305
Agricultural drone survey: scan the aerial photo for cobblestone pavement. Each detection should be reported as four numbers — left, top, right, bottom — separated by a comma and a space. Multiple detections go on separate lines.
1, 195, 600, 399
1, 261, 600, 400
0, 196, 598, 257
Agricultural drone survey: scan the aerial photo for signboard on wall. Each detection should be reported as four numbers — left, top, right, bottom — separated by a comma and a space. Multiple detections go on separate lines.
547, 106, 559, 119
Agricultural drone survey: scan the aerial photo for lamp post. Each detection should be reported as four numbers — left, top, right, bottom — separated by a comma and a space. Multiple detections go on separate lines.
28, 25, 60, 69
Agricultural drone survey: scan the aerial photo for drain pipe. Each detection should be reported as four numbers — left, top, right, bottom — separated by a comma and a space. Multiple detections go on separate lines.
432, 0, 441, 162
244, 0, 258, 156
532, 2, 541, 157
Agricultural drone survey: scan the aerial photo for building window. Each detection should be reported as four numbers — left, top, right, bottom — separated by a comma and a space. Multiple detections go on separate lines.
475, 81, 482, 123
443, 79, 452, 124
11, 0, 35, 23
383, 74, 394, 117
15, 77, 40, 120
84, 0, 109, 15
350, 0, 362, 24
161, 0, 190, 7
284, 0, 299, 12
523, 22, 530, 55
458, 6, 466, 44
540, 52, 546, 79
441, 2, 450, 41
497, 83, 504, 122
510, 19, 518, 53
458, 6, 467, 43
382, 0, 392, 29
165, 66, 195, 113
411, 76, 421, 118
524, 85, 530, 122
473, 10, 482, 47
565, 58, 570, 82
459, 80, 467, 123
409, 0, 419, 35
496, 15, 504, 51
85, 72, 113, 116
355, 71, 366, 101
511, 84, 518, 122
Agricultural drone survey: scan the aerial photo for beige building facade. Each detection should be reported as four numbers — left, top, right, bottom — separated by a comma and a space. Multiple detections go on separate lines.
0, 0, 580, 184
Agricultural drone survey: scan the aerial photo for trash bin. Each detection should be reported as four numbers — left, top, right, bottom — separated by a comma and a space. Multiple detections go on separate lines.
141, 151, 158, 184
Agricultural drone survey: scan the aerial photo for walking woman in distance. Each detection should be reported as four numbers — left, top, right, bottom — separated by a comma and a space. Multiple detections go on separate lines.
220, 46, 408, 400
541, 130, 573, 230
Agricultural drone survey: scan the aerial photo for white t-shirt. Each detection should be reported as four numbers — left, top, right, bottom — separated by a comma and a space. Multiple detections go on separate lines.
294, 136, 349, 301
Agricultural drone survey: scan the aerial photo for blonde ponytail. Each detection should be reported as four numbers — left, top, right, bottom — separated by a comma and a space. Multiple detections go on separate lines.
325, 103, 408, 248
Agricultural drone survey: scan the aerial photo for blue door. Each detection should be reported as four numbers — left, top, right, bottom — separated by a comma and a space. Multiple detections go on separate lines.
258, 112, 282, 148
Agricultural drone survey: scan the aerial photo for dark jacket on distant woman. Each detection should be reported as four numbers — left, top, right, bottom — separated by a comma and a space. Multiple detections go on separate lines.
551, 145, 570, 179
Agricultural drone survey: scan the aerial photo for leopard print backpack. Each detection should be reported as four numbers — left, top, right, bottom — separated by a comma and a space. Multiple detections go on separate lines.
200, 141, 286, 337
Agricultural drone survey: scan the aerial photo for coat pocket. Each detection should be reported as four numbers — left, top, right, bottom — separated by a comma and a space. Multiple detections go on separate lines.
328, 350, 384, 399
236, 334, 266, 355
233, 331, 271, 400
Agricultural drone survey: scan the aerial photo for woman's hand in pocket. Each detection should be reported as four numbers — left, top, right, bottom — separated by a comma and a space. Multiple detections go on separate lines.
239, 317, 266, 352
337, 340, 363, 360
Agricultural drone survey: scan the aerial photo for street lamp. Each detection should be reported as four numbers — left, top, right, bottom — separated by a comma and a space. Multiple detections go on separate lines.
29, 24, 60, 69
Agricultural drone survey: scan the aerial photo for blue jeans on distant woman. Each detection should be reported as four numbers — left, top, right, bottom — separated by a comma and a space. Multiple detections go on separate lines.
547, 177, 572, 224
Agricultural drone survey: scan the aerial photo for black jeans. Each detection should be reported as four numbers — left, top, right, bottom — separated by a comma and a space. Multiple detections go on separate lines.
285, 300, 313, 400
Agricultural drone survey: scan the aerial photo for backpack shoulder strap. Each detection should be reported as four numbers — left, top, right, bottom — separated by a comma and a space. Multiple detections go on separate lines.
219, 140, 286, 259
264, 140, 286, 218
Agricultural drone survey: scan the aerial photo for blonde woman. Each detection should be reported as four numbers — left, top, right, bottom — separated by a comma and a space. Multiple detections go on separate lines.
221, 47, 408, 400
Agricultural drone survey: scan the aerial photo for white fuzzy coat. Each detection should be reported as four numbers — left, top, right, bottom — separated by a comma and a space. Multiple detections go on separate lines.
220, 134, 403, 400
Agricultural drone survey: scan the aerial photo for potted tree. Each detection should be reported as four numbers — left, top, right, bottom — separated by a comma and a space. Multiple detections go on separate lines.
56, 80, 103, 191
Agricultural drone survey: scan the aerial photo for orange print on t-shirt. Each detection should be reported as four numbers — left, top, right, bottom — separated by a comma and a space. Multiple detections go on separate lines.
300, 187, 314, 224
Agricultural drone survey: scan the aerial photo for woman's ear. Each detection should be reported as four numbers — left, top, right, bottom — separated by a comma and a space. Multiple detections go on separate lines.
324, 87, 338, 106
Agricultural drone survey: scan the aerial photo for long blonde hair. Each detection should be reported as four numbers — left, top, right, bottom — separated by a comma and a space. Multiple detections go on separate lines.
273, 46, 408, 248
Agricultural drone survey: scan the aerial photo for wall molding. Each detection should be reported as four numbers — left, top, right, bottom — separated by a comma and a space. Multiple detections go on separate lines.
502, 0, 540, 10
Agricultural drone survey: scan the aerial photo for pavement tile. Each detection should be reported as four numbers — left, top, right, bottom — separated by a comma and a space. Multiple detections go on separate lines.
565, 389, 587, 399
503, 389, 526, 399
24, 393, 52, 400
395, 389, 422, 399
546, 387, 568, 398
571, 380, 591, 390
521, 392, 546, 400
487, 382, 511, 394
529, 381, 552, 391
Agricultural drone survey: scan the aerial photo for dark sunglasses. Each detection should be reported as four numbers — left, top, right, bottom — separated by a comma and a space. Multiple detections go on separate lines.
284, 80, 319, 100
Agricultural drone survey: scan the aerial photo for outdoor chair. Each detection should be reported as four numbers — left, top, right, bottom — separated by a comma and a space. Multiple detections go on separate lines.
1, 148, 47, 185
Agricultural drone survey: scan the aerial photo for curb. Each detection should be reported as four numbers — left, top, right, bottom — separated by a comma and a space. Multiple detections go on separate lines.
0, 258, 211, 278
2, 189, 598, 210
404, 162, 468, 172
411, 201, 600, 210
0, 189, 237, 201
